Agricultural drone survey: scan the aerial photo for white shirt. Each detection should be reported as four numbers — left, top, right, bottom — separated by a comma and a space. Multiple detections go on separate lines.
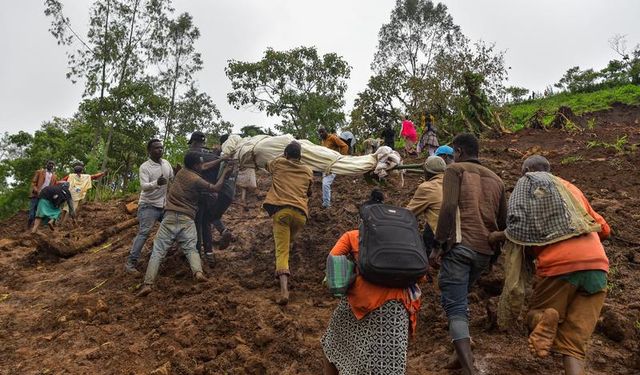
138, 158, 174, 208
43, 171, 53, 188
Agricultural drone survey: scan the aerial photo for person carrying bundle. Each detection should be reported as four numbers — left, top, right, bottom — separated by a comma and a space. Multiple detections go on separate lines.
489, 155, 610, 375
31, 182, 75, 233
262, 141, 313, 305
318, 127, 348, 209
136, 152, 232, 297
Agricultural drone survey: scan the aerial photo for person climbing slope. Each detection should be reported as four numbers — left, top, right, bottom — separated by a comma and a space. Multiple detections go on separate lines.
318, 127, 348, 209
262, 141, 313, 305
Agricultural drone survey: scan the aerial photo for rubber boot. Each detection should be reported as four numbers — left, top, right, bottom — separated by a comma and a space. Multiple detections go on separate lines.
453, 338, 475, 375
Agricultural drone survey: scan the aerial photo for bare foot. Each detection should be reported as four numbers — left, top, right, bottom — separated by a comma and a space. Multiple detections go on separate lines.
528, 308, 560, 358
136, 285, 152, 297
275, 295, 289, 306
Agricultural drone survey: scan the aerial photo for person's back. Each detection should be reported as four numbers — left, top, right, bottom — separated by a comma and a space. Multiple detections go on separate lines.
432, 133, 506, 375
264, 157, 313, 215
440, 161, 505, 254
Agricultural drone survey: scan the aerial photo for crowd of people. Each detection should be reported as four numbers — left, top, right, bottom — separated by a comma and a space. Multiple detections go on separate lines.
26, 125, 610, 375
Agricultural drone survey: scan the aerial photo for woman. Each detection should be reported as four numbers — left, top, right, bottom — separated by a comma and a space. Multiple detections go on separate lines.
400, 115, 418, 156
418, 115, 439, 156
321, 189, 422, 375
31, 182, 75, 233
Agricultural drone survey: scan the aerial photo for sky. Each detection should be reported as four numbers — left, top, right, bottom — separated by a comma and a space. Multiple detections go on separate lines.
1, 0, 639, 135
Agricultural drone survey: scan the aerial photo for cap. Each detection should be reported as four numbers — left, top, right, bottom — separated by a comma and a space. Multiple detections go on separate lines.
423, 155, 446, 174
435, 145, 454, 156
188, 131, 206, 144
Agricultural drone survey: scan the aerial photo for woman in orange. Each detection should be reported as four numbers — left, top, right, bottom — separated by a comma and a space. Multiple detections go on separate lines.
321, 190, 421, 375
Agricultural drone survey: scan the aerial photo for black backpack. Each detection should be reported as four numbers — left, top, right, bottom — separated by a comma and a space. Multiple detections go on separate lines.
358, 204, 428, 288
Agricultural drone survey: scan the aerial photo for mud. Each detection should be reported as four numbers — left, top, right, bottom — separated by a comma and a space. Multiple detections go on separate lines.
1, 105, 639, 374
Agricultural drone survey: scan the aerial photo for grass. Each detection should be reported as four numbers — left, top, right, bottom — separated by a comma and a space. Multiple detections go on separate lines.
560, 155, 583, 165
507, 84, 640, 130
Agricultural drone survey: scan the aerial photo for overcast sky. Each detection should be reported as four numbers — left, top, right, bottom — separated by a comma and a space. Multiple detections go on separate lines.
1, 0, 639, 135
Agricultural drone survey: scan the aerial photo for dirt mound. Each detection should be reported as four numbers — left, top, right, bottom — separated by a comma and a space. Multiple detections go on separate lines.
1, 105, 640, 374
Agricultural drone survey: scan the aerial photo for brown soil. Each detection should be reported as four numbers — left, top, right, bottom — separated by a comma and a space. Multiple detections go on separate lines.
1, 105, 640, 374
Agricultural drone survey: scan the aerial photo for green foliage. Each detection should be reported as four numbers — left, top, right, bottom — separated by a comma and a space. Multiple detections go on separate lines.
359, 0, 508, 137
226, 46, 352, 139
507, 84, 640, 129
505, 86, 529, 103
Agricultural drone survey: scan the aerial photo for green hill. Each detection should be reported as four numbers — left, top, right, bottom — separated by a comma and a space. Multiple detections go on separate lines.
507, 84, 640, 130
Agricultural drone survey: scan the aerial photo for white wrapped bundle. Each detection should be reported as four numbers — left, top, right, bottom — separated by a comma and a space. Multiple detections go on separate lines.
221, 134, 401, 177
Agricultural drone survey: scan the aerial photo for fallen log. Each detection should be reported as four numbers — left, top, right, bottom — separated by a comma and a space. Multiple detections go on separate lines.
35, 217, 138, 258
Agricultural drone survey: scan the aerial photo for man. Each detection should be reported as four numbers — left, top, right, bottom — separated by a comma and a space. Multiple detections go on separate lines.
431, 133, 507, 375
59, 161, 106, 224
435, 145, 455, 165
209, 133, 237, 250
263, 141, 313, 305
124, 139, 174, 274
406, 156, 446, 252
187, 131, 226, 267
339, 131, 356, 155
28, 160, 58, 229
318, 127, 348, 209
381, 124, 396, 149
137, 152, 232, 297
489, 156, 609, 375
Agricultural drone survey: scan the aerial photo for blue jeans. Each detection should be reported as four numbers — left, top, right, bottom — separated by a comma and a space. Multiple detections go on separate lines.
439, 245, 491, 341
28, 197, 39, 227
322, 173, 336, 207
126, 203, 164, 266
143, 211, 203, 285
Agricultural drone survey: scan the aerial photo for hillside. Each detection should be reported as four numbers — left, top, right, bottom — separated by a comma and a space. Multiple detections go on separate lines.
508, 84, 640, 130
1, 104, 640, 374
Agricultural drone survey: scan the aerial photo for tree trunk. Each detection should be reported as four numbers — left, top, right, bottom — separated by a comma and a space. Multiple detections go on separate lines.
163, 36, 183, 141
101, 0, 141, 171
93, 0, 111, 148
34, 218, 138, 258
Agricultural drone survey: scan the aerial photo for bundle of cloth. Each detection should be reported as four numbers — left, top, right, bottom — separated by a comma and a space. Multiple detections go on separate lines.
221, 134, 402, 177
505, 171, 601, 246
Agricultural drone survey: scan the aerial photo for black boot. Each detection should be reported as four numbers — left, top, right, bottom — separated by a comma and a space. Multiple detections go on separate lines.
453, 338, 475, 375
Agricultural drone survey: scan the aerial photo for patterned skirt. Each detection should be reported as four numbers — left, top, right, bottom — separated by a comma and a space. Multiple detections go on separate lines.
321, 298, 409, 374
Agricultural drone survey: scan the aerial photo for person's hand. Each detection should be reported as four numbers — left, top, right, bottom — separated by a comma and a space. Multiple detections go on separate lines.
222, 167, 233, 178
488, 231, 505, 246
428, 248, 442, 270
157, 175, 167, 186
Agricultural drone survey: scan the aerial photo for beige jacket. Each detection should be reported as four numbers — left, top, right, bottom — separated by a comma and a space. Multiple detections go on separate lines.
406, 174, 444, 232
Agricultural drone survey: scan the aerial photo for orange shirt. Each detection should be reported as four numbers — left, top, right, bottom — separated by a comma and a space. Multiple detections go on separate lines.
534, 179, 610, 277
322, 134, 349, 155
330, 230, 421, 335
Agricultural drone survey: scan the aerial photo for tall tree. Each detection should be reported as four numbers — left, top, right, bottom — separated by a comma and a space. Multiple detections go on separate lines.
152, 13, 203, 140
226, 46, 351, 139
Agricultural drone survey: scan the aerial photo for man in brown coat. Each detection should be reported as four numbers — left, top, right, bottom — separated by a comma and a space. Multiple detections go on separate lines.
28, 160, 58, 228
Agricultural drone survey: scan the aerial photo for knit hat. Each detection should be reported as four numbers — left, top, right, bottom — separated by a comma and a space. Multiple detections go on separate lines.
423, 155, 446, 174
435, 145, 454, 156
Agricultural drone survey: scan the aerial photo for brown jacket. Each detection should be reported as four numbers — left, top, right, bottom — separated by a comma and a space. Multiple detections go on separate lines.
263, 157, 313, 216
322, 134, 349, 155
406, 174, 444, 232
30, 169, 58, 198
435, 160, 507, 255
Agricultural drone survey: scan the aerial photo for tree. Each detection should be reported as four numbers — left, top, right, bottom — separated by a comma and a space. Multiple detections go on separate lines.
172, 86, 225, 138
152, 12, 203, 140
226, 46, 352, 139
505, 86, 529, 103
372, 0, 463, 111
